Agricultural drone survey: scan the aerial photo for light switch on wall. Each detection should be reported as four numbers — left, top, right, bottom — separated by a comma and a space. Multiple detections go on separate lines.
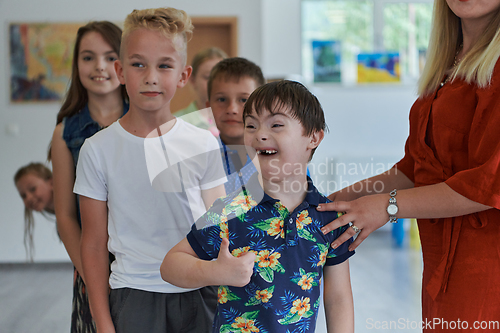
5, 123, 20, 136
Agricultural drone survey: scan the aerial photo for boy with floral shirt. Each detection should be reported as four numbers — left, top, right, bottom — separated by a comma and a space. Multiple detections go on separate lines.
162, 80, 354, 333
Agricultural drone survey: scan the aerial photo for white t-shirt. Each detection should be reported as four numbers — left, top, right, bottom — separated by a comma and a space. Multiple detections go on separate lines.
74, 118, 226, 293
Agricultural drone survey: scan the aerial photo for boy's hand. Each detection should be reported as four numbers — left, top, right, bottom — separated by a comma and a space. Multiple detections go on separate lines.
215, 238, 255, 287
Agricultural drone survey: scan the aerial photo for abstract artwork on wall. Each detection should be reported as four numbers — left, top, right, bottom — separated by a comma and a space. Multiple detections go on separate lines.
9, 23, 82, 103
312, 40, 341, 83
357, 52, 400, 83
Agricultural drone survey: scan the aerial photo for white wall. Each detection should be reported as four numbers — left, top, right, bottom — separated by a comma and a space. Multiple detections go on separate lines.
309, 84, 414, 196
0, 0, 262, 263
0, 0, 417, 262
261, 0, 302, 77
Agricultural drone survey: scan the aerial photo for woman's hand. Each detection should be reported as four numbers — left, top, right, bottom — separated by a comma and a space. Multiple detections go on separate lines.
318, 194, 389, 251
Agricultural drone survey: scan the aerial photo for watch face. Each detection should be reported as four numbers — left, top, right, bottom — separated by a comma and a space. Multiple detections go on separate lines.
387, 204, 398, 215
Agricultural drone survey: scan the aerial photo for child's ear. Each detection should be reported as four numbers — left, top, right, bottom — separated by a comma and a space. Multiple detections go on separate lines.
189, 72, 197, 84
177, 65, 192, 89
115, 60, 126, 85
308, 130, 324, 150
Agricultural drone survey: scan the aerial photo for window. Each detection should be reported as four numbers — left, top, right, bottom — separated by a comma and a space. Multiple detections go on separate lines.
302, 0, 433, 84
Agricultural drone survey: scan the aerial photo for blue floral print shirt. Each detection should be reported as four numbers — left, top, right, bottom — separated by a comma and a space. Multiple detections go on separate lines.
187, 174, 354, 333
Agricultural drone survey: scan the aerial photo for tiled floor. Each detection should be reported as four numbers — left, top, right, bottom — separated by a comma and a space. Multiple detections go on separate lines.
317, 229, 423, 333
0, 230, 423, 333
0, 263, 73, 333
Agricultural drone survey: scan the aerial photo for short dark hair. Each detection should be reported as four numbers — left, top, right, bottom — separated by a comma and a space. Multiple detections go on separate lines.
243, 80, 327, 159
207, 57, 265, 99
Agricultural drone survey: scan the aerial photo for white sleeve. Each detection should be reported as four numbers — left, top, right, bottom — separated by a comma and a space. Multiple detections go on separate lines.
199, 134, 227, 190
73, 139, 108, 201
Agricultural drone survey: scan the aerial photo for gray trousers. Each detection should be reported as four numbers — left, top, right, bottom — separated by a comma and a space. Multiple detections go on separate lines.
109, 286, 218, 333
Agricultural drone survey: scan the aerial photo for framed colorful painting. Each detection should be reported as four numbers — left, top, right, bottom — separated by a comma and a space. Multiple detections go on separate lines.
357, 52, 400, 83
312, 40, 341, 83
9, 23, 82, 103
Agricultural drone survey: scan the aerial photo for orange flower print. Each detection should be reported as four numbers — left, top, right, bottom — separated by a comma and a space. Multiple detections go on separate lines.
291, 297, 311, 317
218, 287, 228, 304
267, 218, 285, 238
232, 246, 251, 257
231, 195, 257, 211
219, 222, 228, 239
298, 275, 313, 290
255, 289, 273, 303
231, 317, 260, 333
317, 250, 327, 267
296, 210, 312, 230
256, 250, 281, 268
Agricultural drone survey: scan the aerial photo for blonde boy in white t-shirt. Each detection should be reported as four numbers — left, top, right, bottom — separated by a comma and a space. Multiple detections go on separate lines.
74, 8, 226, 333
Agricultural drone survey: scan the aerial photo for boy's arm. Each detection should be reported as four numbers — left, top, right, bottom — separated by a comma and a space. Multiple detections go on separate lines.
80, 196, 115, 333
161, 237, 255, 288
201, 184, 226, 210
323, 260, 354, 333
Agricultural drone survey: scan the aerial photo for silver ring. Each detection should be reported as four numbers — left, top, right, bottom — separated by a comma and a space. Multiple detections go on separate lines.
350, 223, 360, 234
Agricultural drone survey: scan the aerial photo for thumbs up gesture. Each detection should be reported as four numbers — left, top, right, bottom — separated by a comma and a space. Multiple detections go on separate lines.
215, 238, 255, 287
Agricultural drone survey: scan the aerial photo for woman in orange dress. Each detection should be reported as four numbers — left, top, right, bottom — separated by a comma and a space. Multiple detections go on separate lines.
319, 1, 500, 331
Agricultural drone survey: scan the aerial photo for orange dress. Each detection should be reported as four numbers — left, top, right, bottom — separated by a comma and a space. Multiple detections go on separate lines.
396, 62, 500, 332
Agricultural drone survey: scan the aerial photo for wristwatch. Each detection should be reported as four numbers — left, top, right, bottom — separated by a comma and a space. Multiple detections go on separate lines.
387, 189, 398, 223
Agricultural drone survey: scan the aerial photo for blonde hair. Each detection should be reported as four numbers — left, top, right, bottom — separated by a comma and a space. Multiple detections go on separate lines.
122, 7, 194, 64
14, 163, 54, 262
418, 1, 500, 96
191, 47, 228, 77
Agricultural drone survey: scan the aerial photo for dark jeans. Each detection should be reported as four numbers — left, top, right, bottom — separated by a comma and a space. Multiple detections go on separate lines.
109, 286, 217, 333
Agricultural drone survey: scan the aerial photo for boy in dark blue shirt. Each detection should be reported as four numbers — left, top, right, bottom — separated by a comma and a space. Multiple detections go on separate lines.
162, 80, 354, 333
